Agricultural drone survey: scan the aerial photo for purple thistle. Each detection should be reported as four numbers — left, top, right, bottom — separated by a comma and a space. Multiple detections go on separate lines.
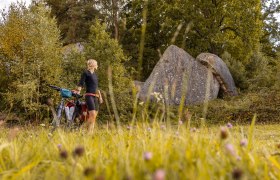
240, 139, 248, 147
84, 167, 95, 176
59, 150, 68, 159
220, 127, 228, 139
227, 123, 233, 129
73, 145, 85, 157
232, 168, 243, 180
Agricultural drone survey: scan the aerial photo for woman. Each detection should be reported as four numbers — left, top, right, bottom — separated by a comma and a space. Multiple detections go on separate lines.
75, 59, 103, 132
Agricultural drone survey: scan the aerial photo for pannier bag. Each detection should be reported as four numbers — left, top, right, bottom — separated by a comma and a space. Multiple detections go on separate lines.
60, 88, 72, 98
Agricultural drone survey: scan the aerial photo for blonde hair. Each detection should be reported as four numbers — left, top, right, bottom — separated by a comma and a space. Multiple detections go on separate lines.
87, 59, 97, 66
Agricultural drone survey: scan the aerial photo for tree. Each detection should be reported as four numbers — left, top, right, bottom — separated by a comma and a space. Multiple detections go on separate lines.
260, 0, 280, 57
0, 3, 63, 120
45, 0, 100, 45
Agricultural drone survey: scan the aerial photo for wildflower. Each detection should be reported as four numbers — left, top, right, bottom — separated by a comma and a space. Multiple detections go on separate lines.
152, 92, 163, 102
220, 127, 228, 139
84, 167, 95, 176
240, 139, 248, 147
40, 124, 45, 127
226, 123, 233, 129
57, 144, 62, 150
160, 125, 166, 130
225, 143, 236, 157
59, 150, 68, 159
147, 127, 152, 132
232, 168, 243, 180
139, 102, 144, 106
153, 169, 165, 180
190, 127, 197, 132
175, 131, 179, 136
143, 152, 153, 161
127, 126, 132, 130
73, 145, 85, 157
178, 120, 183, 125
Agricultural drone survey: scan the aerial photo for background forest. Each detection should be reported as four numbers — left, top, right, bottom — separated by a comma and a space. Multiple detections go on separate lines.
0, 0, 280, 123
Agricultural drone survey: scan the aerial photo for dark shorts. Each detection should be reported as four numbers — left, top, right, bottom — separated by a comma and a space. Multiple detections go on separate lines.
85, 95, 99, 111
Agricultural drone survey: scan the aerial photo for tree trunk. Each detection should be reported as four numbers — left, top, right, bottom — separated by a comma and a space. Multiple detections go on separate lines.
112, 0, 118, 40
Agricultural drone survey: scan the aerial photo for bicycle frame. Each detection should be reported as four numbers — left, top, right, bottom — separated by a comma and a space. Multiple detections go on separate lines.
48, 85, 88, 128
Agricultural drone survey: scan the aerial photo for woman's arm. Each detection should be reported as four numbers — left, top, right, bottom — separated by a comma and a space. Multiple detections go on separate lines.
75, 71, 86, 94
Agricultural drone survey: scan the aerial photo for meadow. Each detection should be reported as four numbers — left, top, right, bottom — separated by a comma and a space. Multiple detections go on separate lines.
0, 119, 280, 180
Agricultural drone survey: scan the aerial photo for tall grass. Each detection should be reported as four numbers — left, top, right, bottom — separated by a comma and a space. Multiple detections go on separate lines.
0, 122, 280, 179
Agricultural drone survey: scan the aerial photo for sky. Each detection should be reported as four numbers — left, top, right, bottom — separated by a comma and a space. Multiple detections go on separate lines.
0, 0, 32, 10
0, 0, 280, 21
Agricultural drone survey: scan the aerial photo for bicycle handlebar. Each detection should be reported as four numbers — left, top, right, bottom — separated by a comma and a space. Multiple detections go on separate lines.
48, 84, 83, 99
48, 85, 61, 91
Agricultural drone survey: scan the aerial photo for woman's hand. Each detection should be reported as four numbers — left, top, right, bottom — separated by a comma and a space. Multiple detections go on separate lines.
99, 98, 103, 104
98, 90, 103, 104
72, 89, 80, 94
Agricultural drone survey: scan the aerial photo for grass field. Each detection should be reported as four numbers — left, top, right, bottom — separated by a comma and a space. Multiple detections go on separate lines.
0, 119, 280, 180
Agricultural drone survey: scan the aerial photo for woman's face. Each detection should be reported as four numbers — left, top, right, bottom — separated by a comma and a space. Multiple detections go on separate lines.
88, 62, 98, 70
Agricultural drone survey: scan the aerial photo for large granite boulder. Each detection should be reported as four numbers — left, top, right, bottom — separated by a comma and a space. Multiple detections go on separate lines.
138, 45, 220, 105
196, 53, 238, 96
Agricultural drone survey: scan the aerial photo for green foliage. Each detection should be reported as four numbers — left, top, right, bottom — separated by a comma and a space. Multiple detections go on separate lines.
85, 20, 133, 121
246, 51, 278, 90
261, 0, 280, 57
188, 90, 280, 124
61, 45, 86, 88
221, 51, 248, 90
0, 3, 63, 120
45, 0, 100, 45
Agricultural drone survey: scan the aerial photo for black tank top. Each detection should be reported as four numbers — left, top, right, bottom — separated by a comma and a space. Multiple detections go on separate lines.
78, 70, 98, 93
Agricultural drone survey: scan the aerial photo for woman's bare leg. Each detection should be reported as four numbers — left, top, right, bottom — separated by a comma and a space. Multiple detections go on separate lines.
87, 110, 98, 133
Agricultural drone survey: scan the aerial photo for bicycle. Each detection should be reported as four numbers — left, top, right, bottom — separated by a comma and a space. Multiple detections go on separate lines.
48, 85, 88, 128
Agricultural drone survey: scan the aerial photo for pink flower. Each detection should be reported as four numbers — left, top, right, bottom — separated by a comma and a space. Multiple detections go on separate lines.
225, 143, 236, 157
179, 120, 183, 125
143, 152, 153, 161
153, 169, 165, 180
